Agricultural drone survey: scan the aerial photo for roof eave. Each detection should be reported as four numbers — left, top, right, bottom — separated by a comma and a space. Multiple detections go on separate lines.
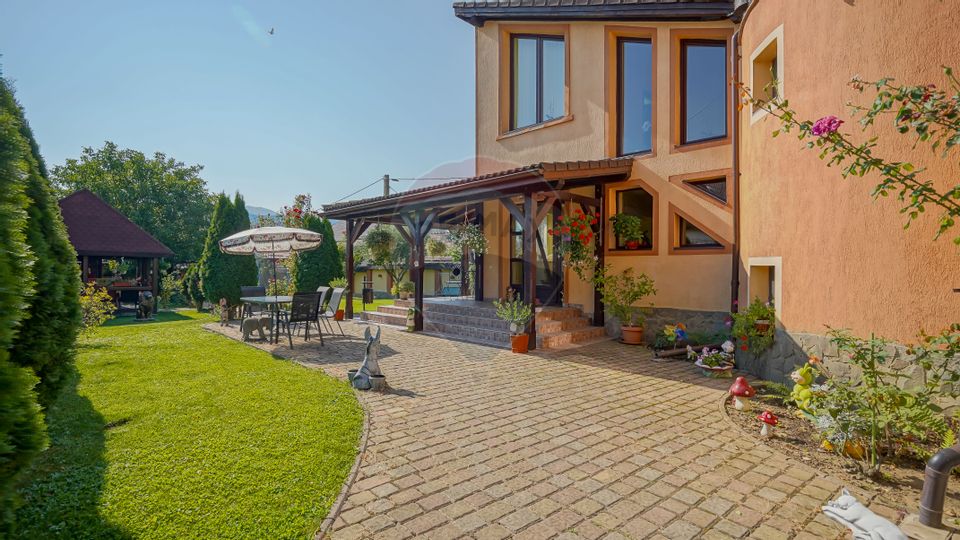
453, 3, 735, 27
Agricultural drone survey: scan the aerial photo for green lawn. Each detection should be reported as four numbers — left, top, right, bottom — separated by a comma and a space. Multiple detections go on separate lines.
13, 311, 363, 539
350, 297, 393, 315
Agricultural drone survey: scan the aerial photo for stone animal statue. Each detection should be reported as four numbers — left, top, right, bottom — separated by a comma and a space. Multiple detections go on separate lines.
137, 291, 155, 320
219, 298, 229, 326
352, 326, 383, 391
242, 316, 272, 342
822, 489, 906, 540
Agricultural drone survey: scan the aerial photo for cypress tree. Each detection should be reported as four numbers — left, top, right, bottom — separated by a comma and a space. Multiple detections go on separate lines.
199, 193, 257, 307
292, 214, 342, 292
5, 85, 81, 404
0, 76, 45, 531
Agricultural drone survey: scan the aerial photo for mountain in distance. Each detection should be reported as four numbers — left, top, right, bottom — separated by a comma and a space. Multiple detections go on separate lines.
247, 205, 280, 224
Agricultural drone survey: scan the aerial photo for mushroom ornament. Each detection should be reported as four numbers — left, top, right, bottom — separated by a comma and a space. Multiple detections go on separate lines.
758, 410, 778, 438
729, 377, 756, 411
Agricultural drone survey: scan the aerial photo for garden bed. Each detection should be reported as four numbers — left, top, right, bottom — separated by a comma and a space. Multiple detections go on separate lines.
724, 395, 960, 526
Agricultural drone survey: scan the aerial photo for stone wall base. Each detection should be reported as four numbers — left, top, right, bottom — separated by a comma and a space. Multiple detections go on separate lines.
603, 307, 729, 344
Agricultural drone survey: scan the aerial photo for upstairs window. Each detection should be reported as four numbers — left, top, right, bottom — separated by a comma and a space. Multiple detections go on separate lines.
512, 35, 565, 130
687, 177, 727, 204
680, 40, 727, 144
618, 38, 653, 156
677, 215, 722, 248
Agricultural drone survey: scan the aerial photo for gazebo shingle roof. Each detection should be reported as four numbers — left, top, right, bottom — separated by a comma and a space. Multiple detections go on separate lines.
58, 190, 174, 258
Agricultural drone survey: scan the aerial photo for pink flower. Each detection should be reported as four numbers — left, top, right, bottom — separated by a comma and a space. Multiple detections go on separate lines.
811, 115, 843, 136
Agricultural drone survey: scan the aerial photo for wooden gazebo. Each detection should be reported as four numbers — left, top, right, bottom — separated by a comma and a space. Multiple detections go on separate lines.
59, 190, 174, 309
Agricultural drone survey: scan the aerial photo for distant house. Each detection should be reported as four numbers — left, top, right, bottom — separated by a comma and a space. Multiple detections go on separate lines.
59, 190, 174, 308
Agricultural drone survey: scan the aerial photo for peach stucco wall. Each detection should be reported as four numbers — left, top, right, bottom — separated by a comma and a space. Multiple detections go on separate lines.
738, 0, 960, 342
476, 20, 735, 314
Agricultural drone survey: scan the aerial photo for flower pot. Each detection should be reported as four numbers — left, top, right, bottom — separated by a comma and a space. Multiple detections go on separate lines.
620, 325, 644, 345
754, 320, 771, 333
334, 309, 344, 321
694, 359, 735, 378
369, 375, 387, 392
399, 292, 410, 300
625, 240, 640, 250
347, 369, 358, 383
510, 333, 529, 353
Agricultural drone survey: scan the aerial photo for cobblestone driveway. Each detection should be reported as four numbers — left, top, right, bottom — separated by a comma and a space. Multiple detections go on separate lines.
210, 321, 851, 539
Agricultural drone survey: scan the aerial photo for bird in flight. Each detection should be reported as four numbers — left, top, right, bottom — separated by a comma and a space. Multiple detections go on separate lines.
268, 28, 275, 35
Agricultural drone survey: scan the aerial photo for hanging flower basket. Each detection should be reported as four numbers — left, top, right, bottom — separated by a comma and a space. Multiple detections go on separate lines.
549, 208, 599, 280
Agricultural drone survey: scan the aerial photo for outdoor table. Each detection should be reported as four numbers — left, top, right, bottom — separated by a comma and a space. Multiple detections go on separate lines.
240, 295, 292, 344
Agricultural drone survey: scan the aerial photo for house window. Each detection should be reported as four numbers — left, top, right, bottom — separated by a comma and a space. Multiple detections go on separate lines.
512, 35, 565, 130
677, 215, 722, 248
680, 39, 727, 144
687, 177, 727, 204
618, 38, 653, 156
750, 27, 783, 119
614, 187, 654, 249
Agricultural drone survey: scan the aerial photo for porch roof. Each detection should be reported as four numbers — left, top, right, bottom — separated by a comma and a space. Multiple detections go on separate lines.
321, 158, 634, 223
453, 0, 735, 27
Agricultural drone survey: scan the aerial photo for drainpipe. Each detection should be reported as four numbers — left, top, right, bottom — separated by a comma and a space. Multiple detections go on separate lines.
919, 444, 960, 528
729, 0, 757, 313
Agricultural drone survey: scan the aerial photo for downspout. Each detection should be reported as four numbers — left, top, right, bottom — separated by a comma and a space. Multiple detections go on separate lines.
729, 0, 757, 313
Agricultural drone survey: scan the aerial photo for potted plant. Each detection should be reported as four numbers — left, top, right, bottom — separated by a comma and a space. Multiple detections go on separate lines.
398, 281, 414, 300
610, 214, 645, 249
731, 298, 777, 355
494, 289, 534, 353
549, 208, 599, 280
593, 265, 657, 345
690, 345, 735, 378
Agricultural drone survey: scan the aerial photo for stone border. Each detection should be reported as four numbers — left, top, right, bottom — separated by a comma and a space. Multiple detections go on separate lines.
315, 396, 371, 539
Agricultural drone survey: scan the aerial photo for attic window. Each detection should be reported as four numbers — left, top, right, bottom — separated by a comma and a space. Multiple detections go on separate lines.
686, 177, 727, 204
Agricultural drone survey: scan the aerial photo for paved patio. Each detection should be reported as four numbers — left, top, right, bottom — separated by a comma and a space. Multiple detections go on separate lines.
208, 320, 862, 539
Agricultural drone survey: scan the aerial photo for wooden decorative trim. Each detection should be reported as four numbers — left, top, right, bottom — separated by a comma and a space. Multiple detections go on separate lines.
668, 28, 734, 154
604, 177, 659, 257
668, 168, 733, 211
604, 25, 657, 159
667, 202, 731, 255
498, 23, 571, 137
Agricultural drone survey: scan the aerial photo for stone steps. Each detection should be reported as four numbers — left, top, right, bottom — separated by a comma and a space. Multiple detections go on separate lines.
537, 326, 608, 348
359, 310, 406, 327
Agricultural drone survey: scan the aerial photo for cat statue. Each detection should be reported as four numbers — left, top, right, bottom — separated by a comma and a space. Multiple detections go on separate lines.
822, 489, 906, 540
351, 326, 383, 391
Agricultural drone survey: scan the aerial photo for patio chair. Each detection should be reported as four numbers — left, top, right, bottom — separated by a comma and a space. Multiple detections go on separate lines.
278, 292, 323, 348
319, 287, 346, 336
315, 286, 332, 331
240, 285, 267, 322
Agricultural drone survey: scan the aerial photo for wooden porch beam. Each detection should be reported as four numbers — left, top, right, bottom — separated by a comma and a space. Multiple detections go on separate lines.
499, 197, 524, 224
522, 194, 538, 350
534, 194, 557, 227
345, 219, 356, 319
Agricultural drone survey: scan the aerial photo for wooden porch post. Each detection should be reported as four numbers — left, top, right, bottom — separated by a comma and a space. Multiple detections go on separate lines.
522, 194, 538, 350
81, 256, 89, 283
594, 185, 605, 327
400, 210, 438, 331
473, 203, 484, 301
345, 219, 355, 319
151, 258, 160, 313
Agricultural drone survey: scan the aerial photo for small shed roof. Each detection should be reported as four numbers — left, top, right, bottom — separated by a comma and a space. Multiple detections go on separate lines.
58, 190, 175, 258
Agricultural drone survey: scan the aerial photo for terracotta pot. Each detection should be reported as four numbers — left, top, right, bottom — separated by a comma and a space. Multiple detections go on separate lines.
399, 291, 410, 300
511, 333, 529, 354
625, 240, 640, 250
334, 309, 344, 321
620, 325, 644, 344
754, 320, 771, 333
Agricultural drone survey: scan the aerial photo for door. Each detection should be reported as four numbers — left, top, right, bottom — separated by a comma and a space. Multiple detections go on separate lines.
508, 204, 563, 306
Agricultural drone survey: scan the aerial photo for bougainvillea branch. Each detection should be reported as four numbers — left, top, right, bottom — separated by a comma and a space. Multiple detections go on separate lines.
741, 66, 960, 245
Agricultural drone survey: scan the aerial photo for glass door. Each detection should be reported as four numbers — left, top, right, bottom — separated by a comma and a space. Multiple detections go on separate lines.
508, 204, 563, 306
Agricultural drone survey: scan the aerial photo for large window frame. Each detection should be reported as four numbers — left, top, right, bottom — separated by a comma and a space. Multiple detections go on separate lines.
679, 39, 728, 145
499, 25, 570, 138
509, 34, 566, 131
667, 203, 731, 255
616, 36, 654, 157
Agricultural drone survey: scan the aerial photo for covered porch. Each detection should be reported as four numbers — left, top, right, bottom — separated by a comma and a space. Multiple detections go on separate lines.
321, 158, 634, 350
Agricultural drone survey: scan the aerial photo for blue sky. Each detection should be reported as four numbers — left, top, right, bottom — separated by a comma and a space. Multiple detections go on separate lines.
0, 1, 476, 211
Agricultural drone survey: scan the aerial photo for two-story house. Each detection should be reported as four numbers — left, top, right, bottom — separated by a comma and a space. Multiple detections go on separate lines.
323, 0, 959, 376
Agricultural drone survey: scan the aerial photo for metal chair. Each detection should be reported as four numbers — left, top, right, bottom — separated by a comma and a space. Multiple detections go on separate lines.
319, 287, 346, 336
240, 285, 267, 322
279, 292, 323, 348
315, 286, 333, 332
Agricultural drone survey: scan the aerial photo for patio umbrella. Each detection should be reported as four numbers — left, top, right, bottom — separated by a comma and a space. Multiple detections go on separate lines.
218, 226, 323, 288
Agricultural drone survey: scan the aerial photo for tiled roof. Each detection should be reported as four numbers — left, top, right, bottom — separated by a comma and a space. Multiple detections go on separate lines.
58, 190, 175, 258
453, 0, 735, 25
322, 158, 633, 214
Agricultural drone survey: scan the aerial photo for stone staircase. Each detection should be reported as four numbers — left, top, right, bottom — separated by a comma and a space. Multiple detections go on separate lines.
359, 298, 608, 350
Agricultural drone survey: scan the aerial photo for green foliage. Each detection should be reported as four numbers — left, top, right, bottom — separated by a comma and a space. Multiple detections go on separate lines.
592, 265, 657, 327
50, 141, 214, 261
731, 298, 776, 355
12, 311, 363, 538
291, 213, 342, 293
805, 327, 960, 476
181, 263, 205, 310
426, 237, 448, 258
363, 226, 410, 285
448, 223, 487, 255
743, 66, 960, 244
199, 193, 259, 308
158, 271, 187, 309
78, 283, 115, 334
398, 281, 415, 293
610, 213, 645, 243
328, 277, 348, 288
493, 289, 533, 333
0, 359, 46, 534
551, 209, 598, 280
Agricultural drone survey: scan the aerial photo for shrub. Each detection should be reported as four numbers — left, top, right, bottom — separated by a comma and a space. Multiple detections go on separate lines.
426, 237, 448, 258
158, 271, 187, 309
199, 193, 258, 309
0, 359, 46, 533
731, 298, 776, 354
181, 263, 205, 310
328, 277, 348, 288
593, 265, 657, 327
291, 213, 342, 293
79, 283, 116, 333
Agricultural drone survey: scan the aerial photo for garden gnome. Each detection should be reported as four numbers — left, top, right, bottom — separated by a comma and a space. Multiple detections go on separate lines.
822, 488, 906, 540
790, 364, 815, 413
352, 326, 383, 391
729, 377, 756, 411
758, 410, 778, 438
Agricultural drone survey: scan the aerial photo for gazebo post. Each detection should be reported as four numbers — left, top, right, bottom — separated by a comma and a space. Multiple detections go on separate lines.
81, 256, 89, 283
151, 257, 160, 313
345, 219, 355, 319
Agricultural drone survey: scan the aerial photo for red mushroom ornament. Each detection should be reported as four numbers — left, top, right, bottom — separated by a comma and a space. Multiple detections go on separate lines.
758, 410, 778, 438
729, 377, 756, 411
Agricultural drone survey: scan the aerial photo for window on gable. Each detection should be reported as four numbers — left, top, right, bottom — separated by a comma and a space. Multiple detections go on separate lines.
614, 187, 654, 250
677, 215, 722, 248
511, 35, 565, 130
680, 39, 727, 144
686, 177, 727, 204
618, 37, 653, 156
